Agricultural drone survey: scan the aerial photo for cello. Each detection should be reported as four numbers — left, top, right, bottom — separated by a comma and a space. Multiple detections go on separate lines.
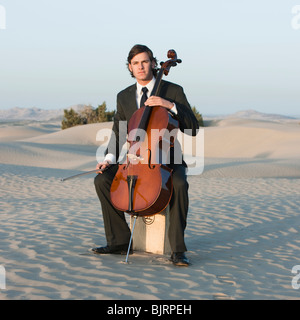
110, 49, 182, 217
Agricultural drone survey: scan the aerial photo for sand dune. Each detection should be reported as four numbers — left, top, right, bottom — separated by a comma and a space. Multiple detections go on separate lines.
0, 116, 300, 300
204, 118, 300, 159
21, 122, 113, 146
0, 122, 61, 142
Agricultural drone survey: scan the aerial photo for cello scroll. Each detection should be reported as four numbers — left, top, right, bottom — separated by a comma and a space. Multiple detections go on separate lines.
160, 50, 182, 76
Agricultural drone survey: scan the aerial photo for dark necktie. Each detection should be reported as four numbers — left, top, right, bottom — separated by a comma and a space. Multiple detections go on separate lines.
140, 87, 148, 108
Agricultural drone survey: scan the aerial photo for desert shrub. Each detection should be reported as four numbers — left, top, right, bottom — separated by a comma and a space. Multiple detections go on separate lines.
191, 106, 204, 126
61, 102, 115, 129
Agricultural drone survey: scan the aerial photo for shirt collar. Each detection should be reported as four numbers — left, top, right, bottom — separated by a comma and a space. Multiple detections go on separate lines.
136, 76, 156, 95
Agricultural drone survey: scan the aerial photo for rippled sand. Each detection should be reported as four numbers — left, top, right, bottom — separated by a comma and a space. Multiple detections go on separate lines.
1, 119, 300, 299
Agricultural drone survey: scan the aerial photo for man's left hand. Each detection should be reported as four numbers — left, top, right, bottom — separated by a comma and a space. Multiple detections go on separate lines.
145, 96, 174, 110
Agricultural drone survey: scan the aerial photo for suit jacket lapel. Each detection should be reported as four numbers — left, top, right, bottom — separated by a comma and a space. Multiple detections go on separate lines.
124, 84, 138, 121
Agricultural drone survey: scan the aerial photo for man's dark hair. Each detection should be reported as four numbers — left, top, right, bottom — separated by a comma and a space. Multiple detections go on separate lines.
127, 44, 158, 78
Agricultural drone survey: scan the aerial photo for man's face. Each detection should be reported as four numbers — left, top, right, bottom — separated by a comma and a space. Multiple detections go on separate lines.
128, 52, 155, 84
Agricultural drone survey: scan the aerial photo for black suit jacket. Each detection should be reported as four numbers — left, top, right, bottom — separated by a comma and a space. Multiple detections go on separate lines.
105, 79, 199, 163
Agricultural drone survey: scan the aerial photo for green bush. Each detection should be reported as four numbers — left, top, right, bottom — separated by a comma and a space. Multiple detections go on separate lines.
61, 108, 85, 129
191, 106, 204, 127
61, 102, 115, 130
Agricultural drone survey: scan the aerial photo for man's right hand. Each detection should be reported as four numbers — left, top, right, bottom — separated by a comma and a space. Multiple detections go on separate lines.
96, 161, 111, 174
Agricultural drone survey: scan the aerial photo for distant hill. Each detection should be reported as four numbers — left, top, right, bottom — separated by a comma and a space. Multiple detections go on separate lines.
1, 107, 298, 122
204, 109, 298, 122
228, 109, 297, 121
0, 105, 85, 122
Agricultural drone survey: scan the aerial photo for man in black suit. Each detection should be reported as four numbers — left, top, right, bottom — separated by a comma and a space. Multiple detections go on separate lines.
93, 45, 199, 266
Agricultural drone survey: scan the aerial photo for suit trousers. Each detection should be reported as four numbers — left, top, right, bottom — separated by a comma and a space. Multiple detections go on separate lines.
94, 163, 189, 253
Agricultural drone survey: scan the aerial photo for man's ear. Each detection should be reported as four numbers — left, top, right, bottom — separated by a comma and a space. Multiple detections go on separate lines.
128, 63, 133, 72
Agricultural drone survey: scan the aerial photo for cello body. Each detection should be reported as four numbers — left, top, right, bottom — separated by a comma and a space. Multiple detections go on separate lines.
110, 106, 178, 216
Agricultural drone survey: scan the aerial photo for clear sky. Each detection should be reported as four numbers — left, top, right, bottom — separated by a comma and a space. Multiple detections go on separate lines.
0, 0, 300, 116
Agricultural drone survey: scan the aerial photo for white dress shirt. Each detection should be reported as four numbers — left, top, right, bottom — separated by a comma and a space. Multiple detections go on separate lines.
136, 77, 156, 108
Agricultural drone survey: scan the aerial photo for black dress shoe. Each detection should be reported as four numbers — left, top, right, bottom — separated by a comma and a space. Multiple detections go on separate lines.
170, 252, 190, 266
92, 244, 132, 255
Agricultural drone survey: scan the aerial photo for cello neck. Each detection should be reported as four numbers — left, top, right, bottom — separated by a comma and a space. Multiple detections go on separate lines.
150, 68, 164, 97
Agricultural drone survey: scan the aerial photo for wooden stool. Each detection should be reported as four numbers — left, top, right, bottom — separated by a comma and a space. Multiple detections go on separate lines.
130, 206, 171, 255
